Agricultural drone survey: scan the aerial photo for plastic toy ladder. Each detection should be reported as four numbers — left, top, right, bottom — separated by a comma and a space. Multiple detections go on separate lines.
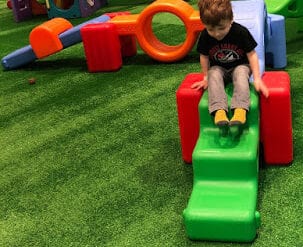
183, 85, 260, 242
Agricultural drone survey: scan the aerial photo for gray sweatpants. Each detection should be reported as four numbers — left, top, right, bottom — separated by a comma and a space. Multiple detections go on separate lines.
207, 65, 251, 114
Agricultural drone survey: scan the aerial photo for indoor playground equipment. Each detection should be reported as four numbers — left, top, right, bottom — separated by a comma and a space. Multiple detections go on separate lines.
1, 15, 110, 70
0, 12, 137, 71
265, 0, 303, 31
2, 0, 287, 71
81, 12, 137, 72
176, 0, 292, 242
109, 0, 203, 63
46, 0, 107, 19
265, 0, 303, 18
9, 0, 47, 22
8, 0, 107, 22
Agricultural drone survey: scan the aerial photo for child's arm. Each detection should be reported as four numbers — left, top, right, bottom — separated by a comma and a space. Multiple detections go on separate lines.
191, 54, 209, 90
247, 50, 269, 98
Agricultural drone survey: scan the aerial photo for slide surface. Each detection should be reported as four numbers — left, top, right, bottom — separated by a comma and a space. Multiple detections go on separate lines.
183, 1, 266, 241
232, 0, 265, 75
183, 85, 260, 242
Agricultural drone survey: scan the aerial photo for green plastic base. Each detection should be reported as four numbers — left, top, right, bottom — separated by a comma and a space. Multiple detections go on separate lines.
183, 85, 260, 242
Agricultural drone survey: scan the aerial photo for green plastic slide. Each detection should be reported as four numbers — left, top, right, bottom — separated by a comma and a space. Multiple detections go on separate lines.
183, 85, 261, 242
265, 0, 303, 17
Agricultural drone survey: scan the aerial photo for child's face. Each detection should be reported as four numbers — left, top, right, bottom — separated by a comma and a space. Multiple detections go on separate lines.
205, 19, 233, 41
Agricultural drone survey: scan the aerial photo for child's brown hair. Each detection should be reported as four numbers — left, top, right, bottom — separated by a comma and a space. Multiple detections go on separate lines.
198, 0, 233, 26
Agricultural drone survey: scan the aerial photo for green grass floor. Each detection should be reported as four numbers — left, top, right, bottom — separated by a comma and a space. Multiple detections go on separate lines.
1, 0, 303, 246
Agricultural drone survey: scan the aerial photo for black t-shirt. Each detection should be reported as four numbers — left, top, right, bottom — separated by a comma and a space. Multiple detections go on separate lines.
196, 22, 257, 70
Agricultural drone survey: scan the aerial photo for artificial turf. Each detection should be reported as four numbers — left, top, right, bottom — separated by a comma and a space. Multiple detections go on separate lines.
0, 0, 303, 246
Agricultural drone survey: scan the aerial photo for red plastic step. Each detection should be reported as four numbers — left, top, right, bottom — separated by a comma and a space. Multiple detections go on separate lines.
260, 71, 293, 165
81, 23, 122, 72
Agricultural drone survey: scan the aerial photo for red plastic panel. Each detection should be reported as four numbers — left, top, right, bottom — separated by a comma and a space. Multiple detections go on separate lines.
81, 23, 122, 72
260, 71, 293, 165
176, 73, 204, 163
106, 11, 137, 57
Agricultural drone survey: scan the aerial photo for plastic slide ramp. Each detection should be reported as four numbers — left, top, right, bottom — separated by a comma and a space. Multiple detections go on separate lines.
183, 85, 261, 242
182, 0, 265, 241
265, 0, 303, 17
232, 0, 265, 74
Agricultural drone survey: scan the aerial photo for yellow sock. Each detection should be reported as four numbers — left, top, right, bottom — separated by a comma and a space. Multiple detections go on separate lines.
214, 109, 229, 126
230, 108, 246, 125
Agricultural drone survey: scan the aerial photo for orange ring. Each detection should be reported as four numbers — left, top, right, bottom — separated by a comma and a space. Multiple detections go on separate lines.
136, 0, 203, 62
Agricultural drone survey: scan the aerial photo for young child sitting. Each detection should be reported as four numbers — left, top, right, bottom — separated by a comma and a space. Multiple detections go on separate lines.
191, 0, 269, 126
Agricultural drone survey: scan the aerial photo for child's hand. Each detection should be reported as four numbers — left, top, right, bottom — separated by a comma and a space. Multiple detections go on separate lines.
254, 78, 269, 98
191, 79, 208, 91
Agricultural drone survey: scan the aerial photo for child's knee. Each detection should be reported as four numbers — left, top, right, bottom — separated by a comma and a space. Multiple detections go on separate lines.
208, 66, 224, 80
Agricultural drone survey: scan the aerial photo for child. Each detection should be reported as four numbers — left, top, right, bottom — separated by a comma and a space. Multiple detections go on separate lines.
191, 0, 269, 126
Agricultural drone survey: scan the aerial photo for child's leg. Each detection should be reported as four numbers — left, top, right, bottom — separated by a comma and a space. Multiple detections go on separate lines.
208, 66, 229, 126
230, 65, 250, 110
208, 66, 228, 113
230, 65, 251, 125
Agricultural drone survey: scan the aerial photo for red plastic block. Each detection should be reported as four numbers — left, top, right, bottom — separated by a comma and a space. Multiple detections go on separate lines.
106, 11, 137, 57
260, 71, 293, 165
176, 73, 204, 163
81, 23, 122, 72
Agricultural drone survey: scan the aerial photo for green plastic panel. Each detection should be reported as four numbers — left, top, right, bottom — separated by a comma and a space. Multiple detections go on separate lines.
183, 84, 260, 242
265, 0, 303, 18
